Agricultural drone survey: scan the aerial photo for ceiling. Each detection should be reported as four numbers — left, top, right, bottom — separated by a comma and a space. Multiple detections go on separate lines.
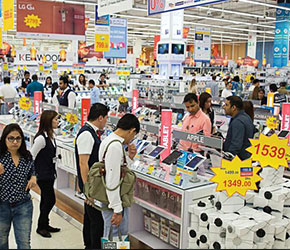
2, 0, 284, 50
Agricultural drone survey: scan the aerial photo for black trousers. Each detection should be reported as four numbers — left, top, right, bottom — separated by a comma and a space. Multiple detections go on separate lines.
37, 179, 56, 230
83, 203, 104, 249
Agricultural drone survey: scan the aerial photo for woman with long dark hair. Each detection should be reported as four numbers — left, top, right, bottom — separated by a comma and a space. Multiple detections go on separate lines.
199, 92, 215, 132
44, 76, 52, 89
31, 110, 59, 238
77, 74, 87, 90
0, 123, 36, 249
243, 100, 254, 122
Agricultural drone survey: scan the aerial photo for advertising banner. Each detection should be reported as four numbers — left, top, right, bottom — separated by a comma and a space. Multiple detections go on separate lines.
132, 89, 139, 115
3, 0, 14, 31
34, 91, 42, 115
282, 103, 290, 130
194, 27, 211, 62
78, 41, 103, 63
273, 3, 290, 68
153, 35, 160, 59
148, 0, 229, 15
81, 98, 90, 127
160, 110, 172, 161
95, 5, 110, 52
183, 27, 190, 39
16, 0, 85, 40
104, 18, 127, 59
15, 50, 74, 63
98, 0, 133, 16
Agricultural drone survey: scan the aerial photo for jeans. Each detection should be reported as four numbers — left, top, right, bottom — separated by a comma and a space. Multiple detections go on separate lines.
37, 179, 56, 230
83, 203, 104, 249
0, 198, 33, 249
102, 208, 129, 238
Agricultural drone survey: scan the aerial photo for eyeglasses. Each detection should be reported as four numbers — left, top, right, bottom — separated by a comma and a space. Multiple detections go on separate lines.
7, 136, 22, 143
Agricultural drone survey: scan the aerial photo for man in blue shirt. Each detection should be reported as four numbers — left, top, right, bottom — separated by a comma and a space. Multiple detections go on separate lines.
89, 79, 101, 105
26, 74, 44, 98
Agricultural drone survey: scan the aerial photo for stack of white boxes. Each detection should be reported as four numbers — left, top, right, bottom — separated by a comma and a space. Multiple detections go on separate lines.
188, 166, 290, 249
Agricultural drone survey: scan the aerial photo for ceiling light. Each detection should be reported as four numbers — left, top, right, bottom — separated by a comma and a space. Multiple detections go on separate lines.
240, 0, 290, 11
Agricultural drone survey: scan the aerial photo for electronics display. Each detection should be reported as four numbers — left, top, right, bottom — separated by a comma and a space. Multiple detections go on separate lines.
162, 150, 184, 165
278, 130, 290, 138
184, 155, 205, 170
28, 113, 39, 121
171, 44, 184, 55
158, 44, 169, 54
136, 140, 151, 153
216, 120, 225, 127
147, 146, 166, 158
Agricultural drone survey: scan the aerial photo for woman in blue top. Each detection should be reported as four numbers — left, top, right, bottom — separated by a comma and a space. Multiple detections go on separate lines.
0, 123, 36, 249
231, 76, 243, 96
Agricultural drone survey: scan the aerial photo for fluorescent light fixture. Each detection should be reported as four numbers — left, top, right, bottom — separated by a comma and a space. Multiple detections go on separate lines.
240, 0, 290, 11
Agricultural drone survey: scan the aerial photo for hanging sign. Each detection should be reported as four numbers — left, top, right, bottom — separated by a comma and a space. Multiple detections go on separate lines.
160, 110, 172, 161
148, 0, 229, 15
81, 98, 90, 127
132, 89, 139, 115
3, 0, 14, 31
194, 27, 211, 62
95, 6, 110, 52
210, 156, 262, 197
98, 0, 133, 16
246, 133, 290, 169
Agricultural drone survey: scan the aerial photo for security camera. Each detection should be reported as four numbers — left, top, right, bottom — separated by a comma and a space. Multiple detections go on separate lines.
221, 12, 225, 19
207, 10, 212, 16
60, 9, 67, 22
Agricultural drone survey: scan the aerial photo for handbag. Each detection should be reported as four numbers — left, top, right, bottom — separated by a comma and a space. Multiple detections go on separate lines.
101, 226, 130, 249
84, 139, 136, 211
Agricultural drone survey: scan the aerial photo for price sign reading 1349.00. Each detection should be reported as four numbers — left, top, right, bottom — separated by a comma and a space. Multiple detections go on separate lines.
247, 133, 289, 169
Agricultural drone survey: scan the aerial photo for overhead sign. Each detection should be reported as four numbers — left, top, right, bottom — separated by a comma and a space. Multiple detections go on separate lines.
104, 18, 127, 59
15, 51, 74, 63
3, 0, 14, 31
16, 0, 85, 40
95, 6, 110, 52
194, 26, 211, 62
98, 0, 133, 16
148, 0, 229, 15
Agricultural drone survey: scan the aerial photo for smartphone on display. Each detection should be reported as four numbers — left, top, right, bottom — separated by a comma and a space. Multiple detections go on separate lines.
147, 146, 166, 159
185, 156, 205, 170
162, 150, 183, 165
138, 141, 151, 153
29, 113, 39, 121
278, 130, 289, 138
216, 120, 225, 127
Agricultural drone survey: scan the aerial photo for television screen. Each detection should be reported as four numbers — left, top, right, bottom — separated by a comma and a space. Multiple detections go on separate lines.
158, 44, 169, 54
171, 44, 184, 54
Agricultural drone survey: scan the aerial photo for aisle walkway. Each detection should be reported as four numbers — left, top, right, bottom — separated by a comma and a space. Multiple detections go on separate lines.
9, 198, 84, 249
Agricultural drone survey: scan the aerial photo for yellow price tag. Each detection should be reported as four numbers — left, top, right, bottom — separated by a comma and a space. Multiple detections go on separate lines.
247, 133, 290, 169
39, 64, 44, 72
147, 165, 154, 175
65, 113, 78, 125
23, 65, 27, 70
18, 97, 31, 111
52, 63, 58, 70
266, 116, 279, 130
3, 63, 8, 71
173, 173, 182, 185
94, 34, 110, 52
210, 156, 262, 197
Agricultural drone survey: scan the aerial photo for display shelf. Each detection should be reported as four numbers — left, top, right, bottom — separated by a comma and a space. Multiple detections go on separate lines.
57, 163, 77, 176
130, 230, 175, 249
134, 197, 181, 225
57, 188, 83, 206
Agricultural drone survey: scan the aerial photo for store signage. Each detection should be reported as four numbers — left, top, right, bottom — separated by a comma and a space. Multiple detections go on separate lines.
194, 27, 211, 62
19, 97, 31, 110
266, 116, 279, 130
267, 92, 275, 107
15, 51, 73, 63
132, 89, 139, 115
95, 6, 110, 52
282, 103, 290, 130
247, 32, 257, 58
140, 122, 160, 134
104, 18, 127, 59
173, 130, 223, 149
273, 4, 290, 68
148, 0, 229, 15
254, 108, 272, 121
16, 0, 85, 40
81, 98, 90, 127
98, 0, 133, 16
247, 133, 290, 169
210, 156, 262, 197
66, 113, 78, 125
153, 35, 160, 59
33, 91, 42, 115
3, 0, 14, 31
160, 110, 172, 161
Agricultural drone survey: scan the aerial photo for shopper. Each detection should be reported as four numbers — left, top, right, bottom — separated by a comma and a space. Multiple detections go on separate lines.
189, 78, 198, 94
52, 76, 76, 108
0, 123, 36, 249
31, 110, 59, 238
26, 74, 44, 98
199, 92, 215, 133
97, 73, 108, 87
75, 103, 109, 249
243, 101, 254, 122
51, 82, 59, 98
249, 78, 259, 92
270, 83, 287, 103
77, 74, 87, 90
231, 76, 243, 96
221, 81, 233, 98
180, 93, 211, 152
98, 114, 139, 238
89, 80, 101, 105
278, 82, 289, 95
223, 96, 255, 160
258, 88, 267, 105
0, 77, 17, 115
21, 71, 31, 89
205, 75, 219, 97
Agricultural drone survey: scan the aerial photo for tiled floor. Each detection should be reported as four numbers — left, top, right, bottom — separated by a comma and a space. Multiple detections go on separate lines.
8, 198, 84, 249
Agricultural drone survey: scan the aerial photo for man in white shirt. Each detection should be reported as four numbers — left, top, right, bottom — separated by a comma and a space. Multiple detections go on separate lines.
52, 76, 76, 108
0, 77, 17, 114
98, 114, 139, 237
206, 75, 219, 97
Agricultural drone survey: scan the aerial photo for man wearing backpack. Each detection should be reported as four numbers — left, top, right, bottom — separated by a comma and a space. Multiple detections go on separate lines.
75, 103, 109, 249
98, 114, 140, 238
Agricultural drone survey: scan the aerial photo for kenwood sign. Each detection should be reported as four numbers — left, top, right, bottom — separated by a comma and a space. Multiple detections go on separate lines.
15, 51, 73, 63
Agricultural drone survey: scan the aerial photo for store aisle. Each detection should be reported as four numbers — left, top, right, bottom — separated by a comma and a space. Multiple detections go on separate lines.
9, 198, 84, 249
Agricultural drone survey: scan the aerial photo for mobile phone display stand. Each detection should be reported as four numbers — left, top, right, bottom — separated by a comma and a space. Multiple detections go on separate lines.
190, 169, 200, 183
169, 162, 177, 176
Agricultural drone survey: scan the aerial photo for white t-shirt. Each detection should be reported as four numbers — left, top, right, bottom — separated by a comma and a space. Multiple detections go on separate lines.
249, 85, 255, 92
221, 89, 233, 98
0, 84, 17, 100
76, 122, 98, 155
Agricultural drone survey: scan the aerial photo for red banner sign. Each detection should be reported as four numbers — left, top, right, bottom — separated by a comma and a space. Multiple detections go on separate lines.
81, 98, 91, 127
34, 91, 42, 115
132, 89, 139, 115
160, 110, 172, 161
282, 103, 290, 130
